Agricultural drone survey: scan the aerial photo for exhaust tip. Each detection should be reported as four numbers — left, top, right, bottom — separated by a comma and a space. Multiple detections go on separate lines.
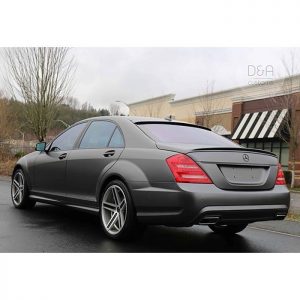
199, 216, 220, 225
275, 213, 287, 219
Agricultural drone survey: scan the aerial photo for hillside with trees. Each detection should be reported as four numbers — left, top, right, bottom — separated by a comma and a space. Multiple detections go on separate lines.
0, 95, 109, 175
0, 95, 110, 141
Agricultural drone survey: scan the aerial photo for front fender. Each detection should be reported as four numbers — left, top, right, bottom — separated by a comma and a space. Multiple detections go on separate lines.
12, 152, 37, 188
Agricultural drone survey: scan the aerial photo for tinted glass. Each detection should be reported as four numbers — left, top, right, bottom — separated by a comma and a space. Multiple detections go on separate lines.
108, 128, 125, 148
80, 121, 116, 149
50, 123, 86, 151
138, 123, 238, 147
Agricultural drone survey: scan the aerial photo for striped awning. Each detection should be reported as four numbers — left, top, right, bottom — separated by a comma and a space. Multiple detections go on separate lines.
232, 109, 288, 140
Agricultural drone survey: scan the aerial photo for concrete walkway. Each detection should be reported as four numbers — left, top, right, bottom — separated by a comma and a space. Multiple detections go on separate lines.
0, 176, 10, 182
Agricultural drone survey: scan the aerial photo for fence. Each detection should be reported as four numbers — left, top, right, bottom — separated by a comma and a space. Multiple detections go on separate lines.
0, 140, 35, 158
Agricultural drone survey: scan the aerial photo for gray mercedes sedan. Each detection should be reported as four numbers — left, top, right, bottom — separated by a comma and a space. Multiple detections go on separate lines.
11, 116, 290, 240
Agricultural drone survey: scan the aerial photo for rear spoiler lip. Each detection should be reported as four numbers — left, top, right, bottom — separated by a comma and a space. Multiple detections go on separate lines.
188, 147, 277, 157
135, 121, 211, 131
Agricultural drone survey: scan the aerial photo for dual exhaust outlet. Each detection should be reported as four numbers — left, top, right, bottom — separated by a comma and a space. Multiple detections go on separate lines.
199, 216, 220, 225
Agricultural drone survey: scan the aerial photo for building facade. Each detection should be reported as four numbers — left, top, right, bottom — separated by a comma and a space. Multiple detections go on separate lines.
127, 75, 300, 186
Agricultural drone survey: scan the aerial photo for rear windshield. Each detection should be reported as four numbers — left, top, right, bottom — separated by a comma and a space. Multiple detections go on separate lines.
138, 123, 238, 147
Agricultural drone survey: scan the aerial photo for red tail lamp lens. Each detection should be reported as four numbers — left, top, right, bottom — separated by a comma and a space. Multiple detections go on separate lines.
166, 154, 212, 184
275, 163, 286, 185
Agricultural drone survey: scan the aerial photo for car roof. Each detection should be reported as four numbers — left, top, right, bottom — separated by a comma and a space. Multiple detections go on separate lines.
77, 116, 210, 131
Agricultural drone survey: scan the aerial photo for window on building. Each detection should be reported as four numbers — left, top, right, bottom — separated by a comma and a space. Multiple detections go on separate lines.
240, 139, 289, 170
281, 143, 289, 169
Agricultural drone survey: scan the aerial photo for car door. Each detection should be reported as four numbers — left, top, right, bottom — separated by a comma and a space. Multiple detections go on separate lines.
65, 120, 125, 206
32, 122, 87, 199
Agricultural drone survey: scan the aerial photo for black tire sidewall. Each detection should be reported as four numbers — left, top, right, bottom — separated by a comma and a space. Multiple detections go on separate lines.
209, 223, 248, 235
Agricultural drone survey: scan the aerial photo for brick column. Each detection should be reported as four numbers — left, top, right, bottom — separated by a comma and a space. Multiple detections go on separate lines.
291, 95, 300, 187
195, 115, 204, 126
231, 102, 243, 133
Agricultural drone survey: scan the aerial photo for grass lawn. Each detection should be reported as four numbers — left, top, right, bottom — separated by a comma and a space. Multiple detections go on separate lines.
287, 213, 300, 222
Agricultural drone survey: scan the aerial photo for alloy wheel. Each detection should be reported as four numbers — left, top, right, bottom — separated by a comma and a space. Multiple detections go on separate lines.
12, 171, 25, 206
101, 185, 128, 235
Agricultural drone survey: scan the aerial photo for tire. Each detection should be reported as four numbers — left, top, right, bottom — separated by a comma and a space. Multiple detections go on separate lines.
209, 223, 248, 235
11, 169, 36, 209
99, 179, 144, 240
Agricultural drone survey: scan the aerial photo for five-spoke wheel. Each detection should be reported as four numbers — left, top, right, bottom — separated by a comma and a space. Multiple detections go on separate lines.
100, 180, 144, 240
11, 169, 36, 209
101, 185, 128, 235
12, 171, 25, 206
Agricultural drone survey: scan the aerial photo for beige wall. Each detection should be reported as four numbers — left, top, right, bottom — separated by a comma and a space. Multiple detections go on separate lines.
127, 74, 300, 130
129, 94, 174, 119
170, 95, 232, 124
128, 93, 232, 125
128, 92, 233, 128
196, 112, 232, 132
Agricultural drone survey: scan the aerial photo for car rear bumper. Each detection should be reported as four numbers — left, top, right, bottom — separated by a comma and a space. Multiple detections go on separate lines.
129, 182, 290, 226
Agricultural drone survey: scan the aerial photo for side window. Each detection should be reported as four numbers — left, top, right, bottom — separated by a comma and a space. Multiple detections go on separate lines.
50, 123, 86, 152
108, 128, 125, 148
79, 121, 116, 149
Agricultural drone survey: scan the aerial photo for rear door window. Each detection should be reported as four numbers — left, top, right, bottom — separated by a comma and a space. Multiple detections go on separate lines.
108, 128, 125, 148
79, 121, 116, 149
138, 123, 237, 147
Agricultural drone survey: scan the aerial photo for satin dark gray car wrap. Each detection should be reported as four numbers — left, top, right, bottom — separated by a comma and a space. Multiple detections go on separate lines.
13, 116, 290, 226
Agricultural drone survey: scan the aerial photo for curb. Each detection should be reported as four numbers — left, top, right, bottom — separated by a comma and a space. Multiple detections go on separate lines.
0, 176, 11, 182
290, 190, 300, 194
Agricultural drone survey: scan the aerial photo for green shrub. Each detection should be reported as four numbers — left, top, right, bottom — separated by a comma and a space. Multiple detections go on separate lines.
14, 151, 26, 159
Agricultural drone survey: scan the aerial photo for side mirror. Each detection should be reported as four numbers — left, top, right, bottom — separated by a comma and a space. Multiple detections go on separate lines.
35, 142, 47, 152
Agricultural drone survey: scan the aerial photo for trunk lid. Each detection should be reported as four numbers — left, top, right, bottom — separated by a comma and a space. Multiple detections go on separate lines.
157, 143, 278, 190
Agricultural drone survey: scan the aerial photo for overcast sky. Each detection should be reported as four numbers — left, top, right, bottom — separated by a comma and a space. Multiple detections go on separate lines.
2, 48, 300, 109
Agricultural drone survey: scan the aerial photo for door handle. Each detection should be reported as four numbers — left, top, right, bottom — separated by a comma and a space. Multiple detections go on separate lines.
59, 153, 67, 160
103, 150, 115, 157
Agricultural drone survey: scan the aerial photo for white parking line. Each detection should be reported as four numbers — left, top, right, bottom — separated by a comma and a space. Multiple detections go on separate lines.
249, 226, 300, 239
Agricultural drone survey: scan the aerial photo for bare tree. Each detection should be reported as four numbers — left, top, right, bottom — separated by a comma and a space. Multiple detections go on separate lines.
267, 52, 300, 187
0, 97, 11, 140
3, 47, 75, 141
109, 102, 121, 116
64, 96, 80, 110
145, 101, 163, 117
193, 81, 226, 128
129, 100, 163, 118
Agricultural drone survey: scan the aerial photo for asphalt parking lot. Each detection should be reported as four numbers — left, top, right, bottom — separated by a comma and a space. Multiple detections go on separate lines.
1, 178, 300, 252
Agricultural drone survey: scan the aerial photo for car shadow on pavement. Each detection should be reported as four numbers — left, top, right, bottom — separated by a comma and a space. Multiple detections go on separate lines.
9, 203, 258, 253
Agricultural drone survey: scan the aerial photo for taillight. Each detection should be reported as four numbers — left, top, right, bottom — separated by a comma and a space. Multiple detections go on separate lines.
166, 154, 212, 184
275, 164, 286, 185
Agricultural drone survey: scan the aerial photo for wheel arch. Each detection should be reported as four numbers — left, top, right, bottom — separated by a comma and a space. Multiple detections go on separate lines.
12, 163, 22, 176
96, 173, 131, 203
12, 161, 32, 189
96, 159, 150, 205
